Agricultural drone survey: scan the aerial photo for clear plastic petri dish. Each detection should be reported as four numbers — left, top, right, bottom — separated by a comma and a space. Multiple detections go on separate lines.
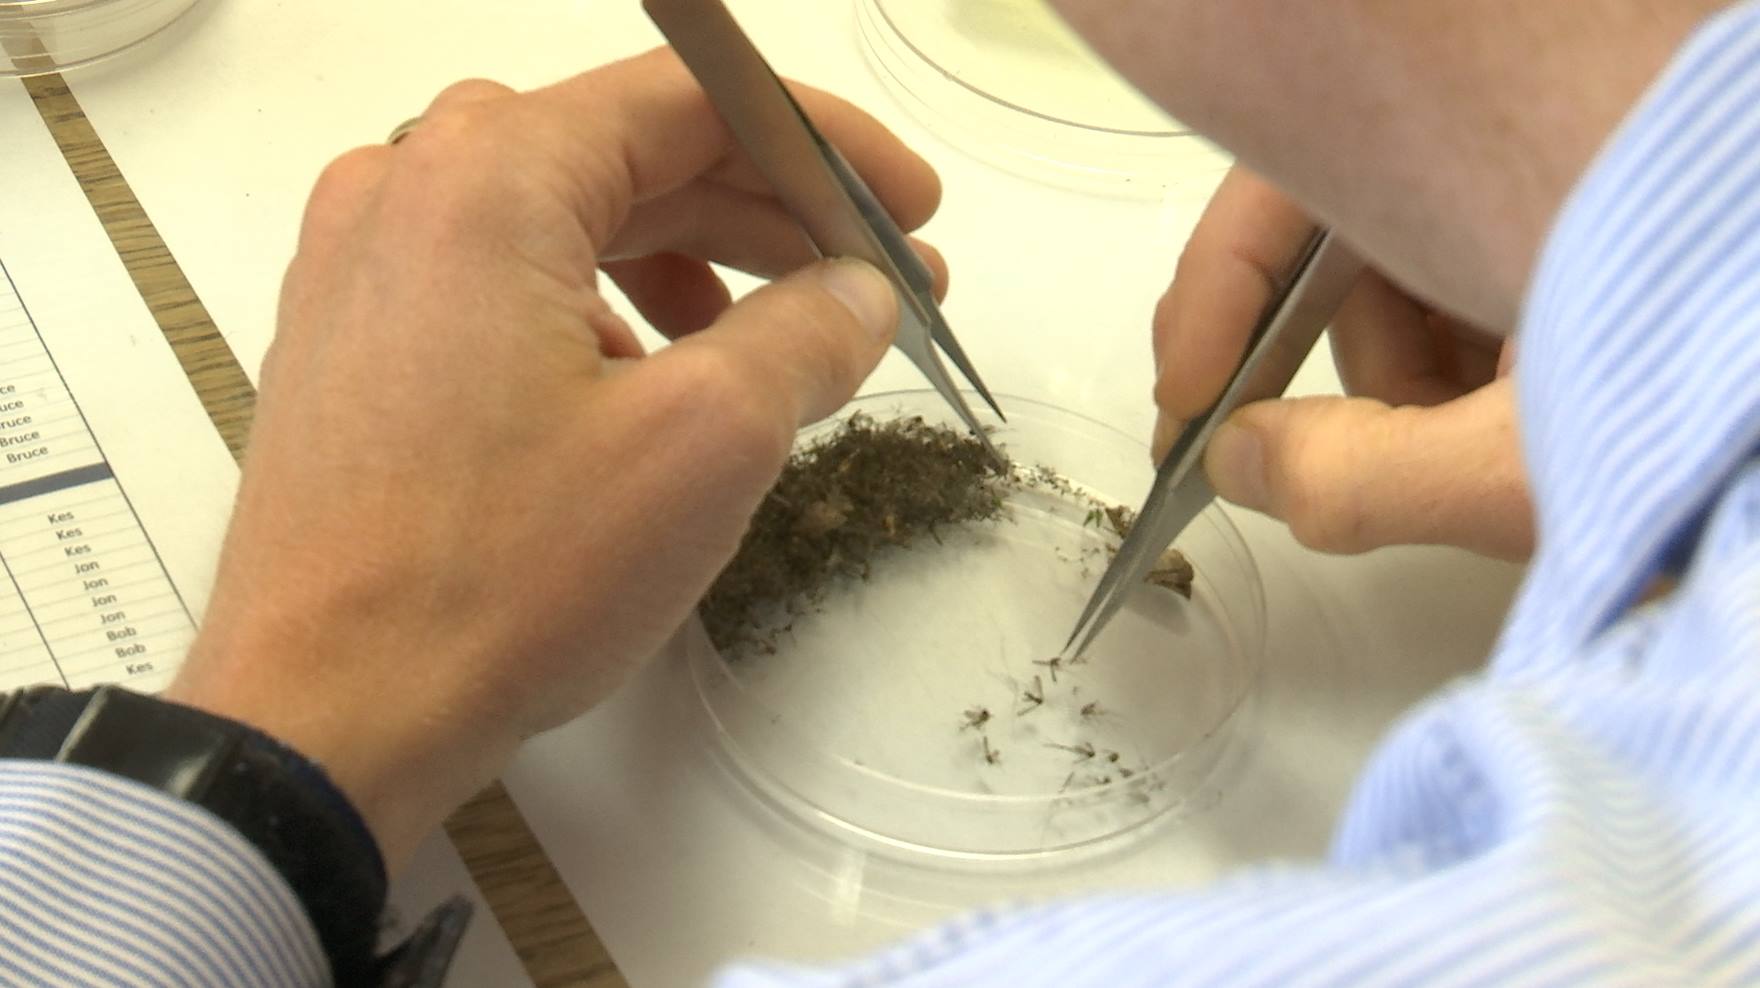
688, 391, 1264, 866
0, 0, 199, 78
856, 0, 1203, 198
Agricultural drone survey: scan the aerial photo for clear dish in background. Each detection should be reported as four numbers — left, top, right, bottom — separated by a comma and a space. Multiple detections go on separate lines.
688, 391, 1264, 866
1, 0, 199, 77
856, 0, 1208, 198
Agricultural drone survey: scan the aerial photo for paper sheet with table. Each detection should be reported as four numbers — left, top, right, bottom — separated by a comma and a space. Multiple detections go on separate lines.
0, 80, 531, 987
0, 258, 195, 694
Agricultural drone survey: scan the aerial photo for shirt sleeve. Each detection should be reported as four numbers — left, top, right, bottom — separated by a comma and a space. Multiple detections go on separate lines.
715, 3, 1760, 986
0, 760, 328, 988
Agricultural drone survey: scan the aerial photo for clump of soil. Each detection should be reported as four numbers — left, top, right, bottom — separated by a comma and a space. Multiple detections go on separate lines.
700, 411, 1195, 655
700, 413, 1014, 653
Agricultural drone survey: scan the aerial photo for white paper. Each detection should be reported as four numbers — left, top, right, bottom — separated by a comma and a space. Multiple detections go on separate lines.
0, 80, 530, 988
0, 87, 237, 694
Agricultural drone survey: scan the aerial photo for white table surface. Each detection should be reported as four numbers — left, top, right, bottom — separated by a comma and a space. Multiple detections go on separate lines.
60, 2, 1525, 984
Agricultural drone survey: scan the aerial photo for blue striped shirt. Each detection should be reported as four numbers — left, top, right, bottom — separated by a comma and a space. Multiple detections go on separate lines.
0, 761, 324, 987
7, 5, 1760, 987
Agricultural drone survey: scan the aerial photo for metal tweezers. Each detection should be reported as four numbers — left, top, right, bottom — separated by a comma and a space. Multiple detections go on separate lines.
1064, 230, 1364, 658
644, 0, 1006, 463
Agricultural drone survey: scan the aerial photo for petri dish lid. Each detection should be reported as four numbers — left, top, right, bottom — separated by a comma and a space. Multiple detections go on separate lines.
1, 0, 200, 78
857, 0, 1203, 198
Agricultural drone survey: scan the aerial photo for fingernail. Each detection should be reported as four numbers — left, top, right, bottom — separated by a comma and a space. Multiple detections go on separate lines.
819, 259, 898, 342
1207, 421, 1270, 511
1151, 412, 1181, 464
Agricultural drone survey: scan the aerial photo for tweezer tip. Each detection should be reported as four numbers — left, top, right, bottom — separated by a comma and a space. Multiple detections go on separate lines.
1062, 600, 1104, 657
976, 428, 1008, 471
1069, 623, 1102, 662
956, 367, 1005, 422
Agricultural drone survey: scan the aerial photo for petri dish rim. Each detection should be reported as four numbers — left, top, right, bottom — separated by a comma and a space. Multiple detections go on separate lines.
0, 0, 201, 78
687, 390, 1266, 856
864, 0, 1184, 139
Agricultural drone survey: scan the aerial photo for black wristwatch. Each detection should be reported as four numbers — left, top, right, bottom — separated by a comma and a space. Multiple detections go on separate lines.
0, 685, 472, 988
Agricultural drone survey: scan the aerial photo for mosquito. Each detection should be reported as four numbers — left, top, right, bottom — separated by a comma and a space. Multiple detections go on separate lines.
981, 734, 1002, 766
961, 706, 992, 732
1017, 674, 1045, 714
1046, 740, 1097, 761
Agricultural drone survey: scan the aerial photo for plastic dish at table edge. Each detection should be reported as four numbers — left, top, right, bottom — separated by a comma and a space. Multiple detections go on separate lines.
854, 0, 1209, 199
0, 0, 199, 78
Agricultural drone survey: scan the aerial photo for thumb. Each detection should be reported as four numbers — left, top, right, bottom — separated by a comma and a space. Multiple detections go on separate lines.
635, 257, 898, 435
1202, 379, 1533, 559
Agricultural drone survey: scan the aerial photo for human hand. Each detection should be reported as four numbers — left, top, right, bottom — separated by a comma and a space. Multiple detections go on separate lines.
164, 50, 944, 871
1154, 168, 1532, 560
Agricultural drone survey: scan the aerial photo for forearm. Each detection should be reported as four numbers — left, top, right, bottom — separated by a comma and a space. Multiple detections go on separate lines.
1054, 0, 1734, 327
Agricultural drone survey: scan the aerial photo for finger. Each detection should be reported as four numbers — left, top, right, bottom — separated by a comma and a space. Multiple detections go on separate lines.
1152, 167, 1324, 455
605, 183, 957, 306
1202, 378, 1532, 560
1328, 271, 1464, 407
1429, 314, 1503, 386
912, 238, 951, 301
299, 146, 393, 252
580, 293, 648, 360
1496, 337, 1518, 377
606, 181, 952, 296
602, 254, 733, 339
572, 259, 900, 661
708, 81, 943, 231
423, 78, 516, 114
522, 49, 940, 246
604, 182, 816, 274
553, 261, 896, 697
627, 258, 897, 453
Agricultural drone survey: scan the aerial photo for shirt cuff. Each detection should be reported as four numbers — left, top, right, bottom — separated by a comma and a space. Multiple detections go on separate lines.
0, 759, 328, 987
